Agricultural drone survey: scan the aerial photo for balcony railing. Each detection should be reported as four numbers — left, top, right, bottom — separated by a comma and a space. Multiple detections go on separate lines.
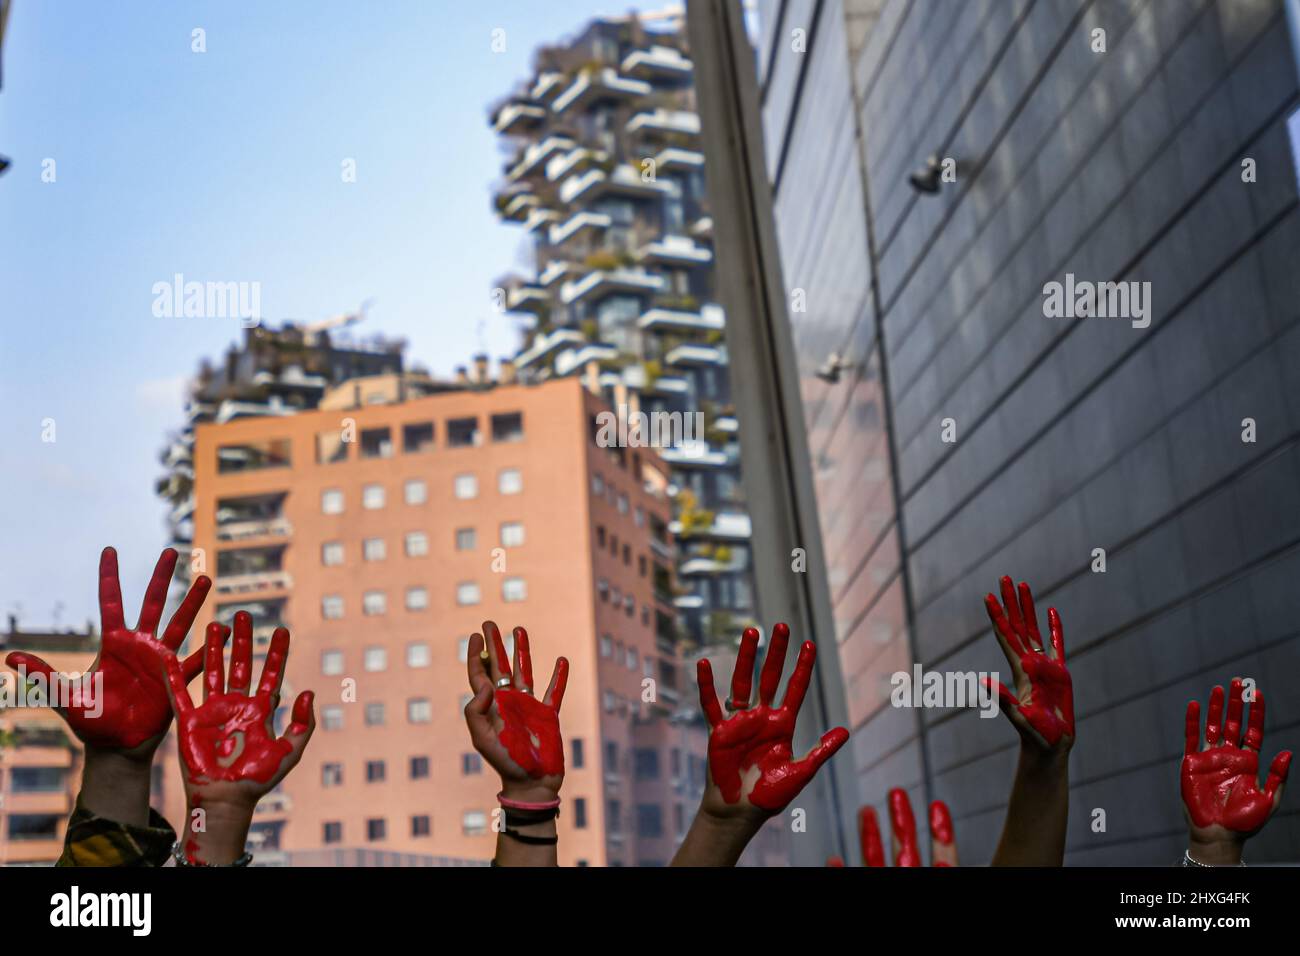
492, 102, 547, 134
215, 570, 292, 595
560, 267, 664, 305
621, 45, 693, 79
551, 68, 651, 115
216, 517, 292, 542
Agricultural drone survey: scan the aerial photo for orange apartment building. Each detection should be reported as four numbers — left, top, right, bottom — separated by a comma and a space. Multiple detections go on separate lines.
162, 373, 706, 866
0, 622, 96, 865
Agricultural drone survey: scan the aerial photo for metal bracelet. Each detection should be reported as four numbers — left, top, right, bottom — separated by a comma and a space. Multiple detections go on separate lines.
1182, 849, 1244, 867
171, 840, 253, 868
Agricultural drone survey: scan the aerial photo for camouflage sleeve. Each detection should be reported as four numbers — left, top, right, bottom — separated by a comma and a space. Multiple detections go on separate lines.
56, 799, 176, 867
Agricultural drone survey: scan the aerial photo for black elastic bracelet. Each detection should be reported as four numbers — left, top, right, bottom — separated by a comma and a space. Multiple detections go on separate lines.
503, 828, 559, 846
504, 806, 560, 828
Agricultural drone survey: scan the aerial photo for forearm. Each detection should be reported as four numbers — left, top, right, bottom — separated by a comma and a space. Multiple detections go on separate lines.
178, 799, 254, 865
671, 807, 762, 867
493, 816, 558, 867
992, 744, 1069, 866
78, 748, 154, 828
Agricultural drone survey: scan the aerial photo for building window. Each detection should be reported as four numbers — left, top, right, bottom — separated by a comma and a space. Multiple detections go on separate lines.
605, 740, 618, 769
600, 634, 612, 658
411, 815, 431, 838
367, 819, 386, 842
405, 531, 429, 557
362, 590, 387, 616
455, 527, 477, 551
448, 417, 480, 448
634, 749, 660, 780
321, 489, 344, 514
626, 647, 638, 670
403, 422, 434, 453
317, 431, 348, 464
573, 797, 588, 829
410, 755, 430, 779
323, 822, 342, 844
322, 706, 343, 730
362, 537, 386, 562
636, 804, 663, 838
603, 691, 615, 713
363, 647, 387, 672
572, 738, 585, 769
404, 479, 428, 505
498, 468, 523, 495
408, 698, 433, 724
454, 473, 478, 499
462, 753, 483, 776
596, 526, 606, 547
635, 506, 645, 527
321, 541, 344, 566
462, 811, 488, 836
592, 473, 604, 495
607, 799, 621, 834
502, 577, 527, 602
500, 522, 524, 548
321, 650, 344, 676
362, 483, 385, 510
405, 587, 429, 611
322, 763, 343, 787
365, 703, 386, 727
366, 760, 386, 782
456, 637, 470, 663
407, 641, 431, 668
321, 595, 344, 620
360, 427, 393, 459
457, 582, 481, 606
617, 493, 628, 514
491, 412, 524, 443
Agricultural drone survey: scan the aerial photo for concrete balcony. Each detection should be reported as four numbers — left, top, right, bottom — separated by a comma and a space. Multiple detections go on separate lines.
560, 267, 664, 306
558, 164, 674, 205
551, 68, 651, 115
505, 285, 550, 315
660, 446, 731, 467
626, 108, 700, 137
637, 304, 725, 333
523, 208, 559, 233
554, 343, 618, 377
621, 44, 693, 79
538, 259, 575, 287
638, 235, 713, 266
515, 328, 585, 369
549, 211, 611, 245
508, 134, 574, 181
169, 495, 195, 525
545, 146, 609, 182
492, 101, 547, 134
655, 146, 706, 171
214, 398, 296, 424
216, 517, 292, 542
530, 71, 566, 102
215, 570, 292, 596
664, 343, 726, 367
501, 192, 539, 222
669, 512, 752, 541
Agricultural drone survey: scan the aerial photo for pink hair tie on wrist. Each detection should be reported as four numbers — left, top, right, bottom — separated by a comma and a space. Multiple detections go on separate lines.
497, 792, 561, 811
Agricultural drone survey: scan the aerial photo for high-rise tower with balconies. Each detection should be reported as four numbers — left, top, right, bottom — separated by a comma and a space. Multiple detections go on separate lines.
489, 12, 756, 649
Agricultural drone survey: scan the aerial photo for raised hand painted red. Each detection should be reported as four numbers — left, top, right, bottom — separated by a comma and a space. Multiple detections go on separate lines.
889, 788, 922, 867
858, 806, 885, 867
165, 613, 314, 786
929, 800, 955, 867
1182, 679, 1292, 833
5, 547, 211, 752
984, 576, 1074, 747
464, 622, 569, 787
697, 623, 849, 812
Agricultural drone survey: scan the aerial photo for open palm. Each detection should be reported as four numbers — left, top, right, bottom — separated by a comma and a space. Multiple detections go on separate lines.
5, 547, 211, 754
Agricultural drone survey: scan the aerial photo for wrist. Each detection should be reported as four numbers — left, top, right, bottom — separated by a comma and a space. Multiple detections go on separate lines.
499, 780, 561, 804
79, 749, 155, 827
180, 796, 255, 865
1018, 740, 1070, 775
1187, 835, 1244, 866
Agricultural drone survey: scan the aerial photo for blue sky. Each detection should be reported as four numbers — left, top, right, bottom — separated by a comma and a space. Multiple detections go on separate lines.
0, 0, 685, 627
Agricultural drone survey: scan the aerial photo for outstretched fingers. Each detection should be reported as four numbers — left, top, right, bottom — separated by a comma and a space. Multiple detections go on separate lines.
137, 549, 178, 636
277, 690, 316, 774
227, 612, 254, 694
513, 626, 534, 692
1244, 689, 1266, 752
163, 652, 195, 719
985, 591, 1024, 664
543, 657, 569, 713
1205, 685, 1225, 748
466, 632, 491, 696
255, 628, 290, 700
1264, 751, 1292, 806
757, 623, 790, 707
98, 547, 126, 634
182, 624, 229, 682
697, 658, 724, 727
203, 621, 226, 701
1184, 700, 1201, 757
483, 620, 511, 685
1047, 607, 1066, 663
786, 727, 849, 791
781, 640, 817, 715
859, 806, 885, 867
161, 574, 212, 650
1016, 581, 1044, 651
730, 627, 759, 709
1223, 678, 1244, 749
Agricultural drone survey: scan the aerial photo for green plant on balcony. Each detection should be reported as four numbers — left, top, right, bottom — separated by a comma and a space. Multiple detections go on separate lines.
705, 329, 723, 345
704, 426, 730, 448
713, 545, 733, 565
584, 249, 621, 272
580, 318, 599, 342
642, 358, 663, 388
